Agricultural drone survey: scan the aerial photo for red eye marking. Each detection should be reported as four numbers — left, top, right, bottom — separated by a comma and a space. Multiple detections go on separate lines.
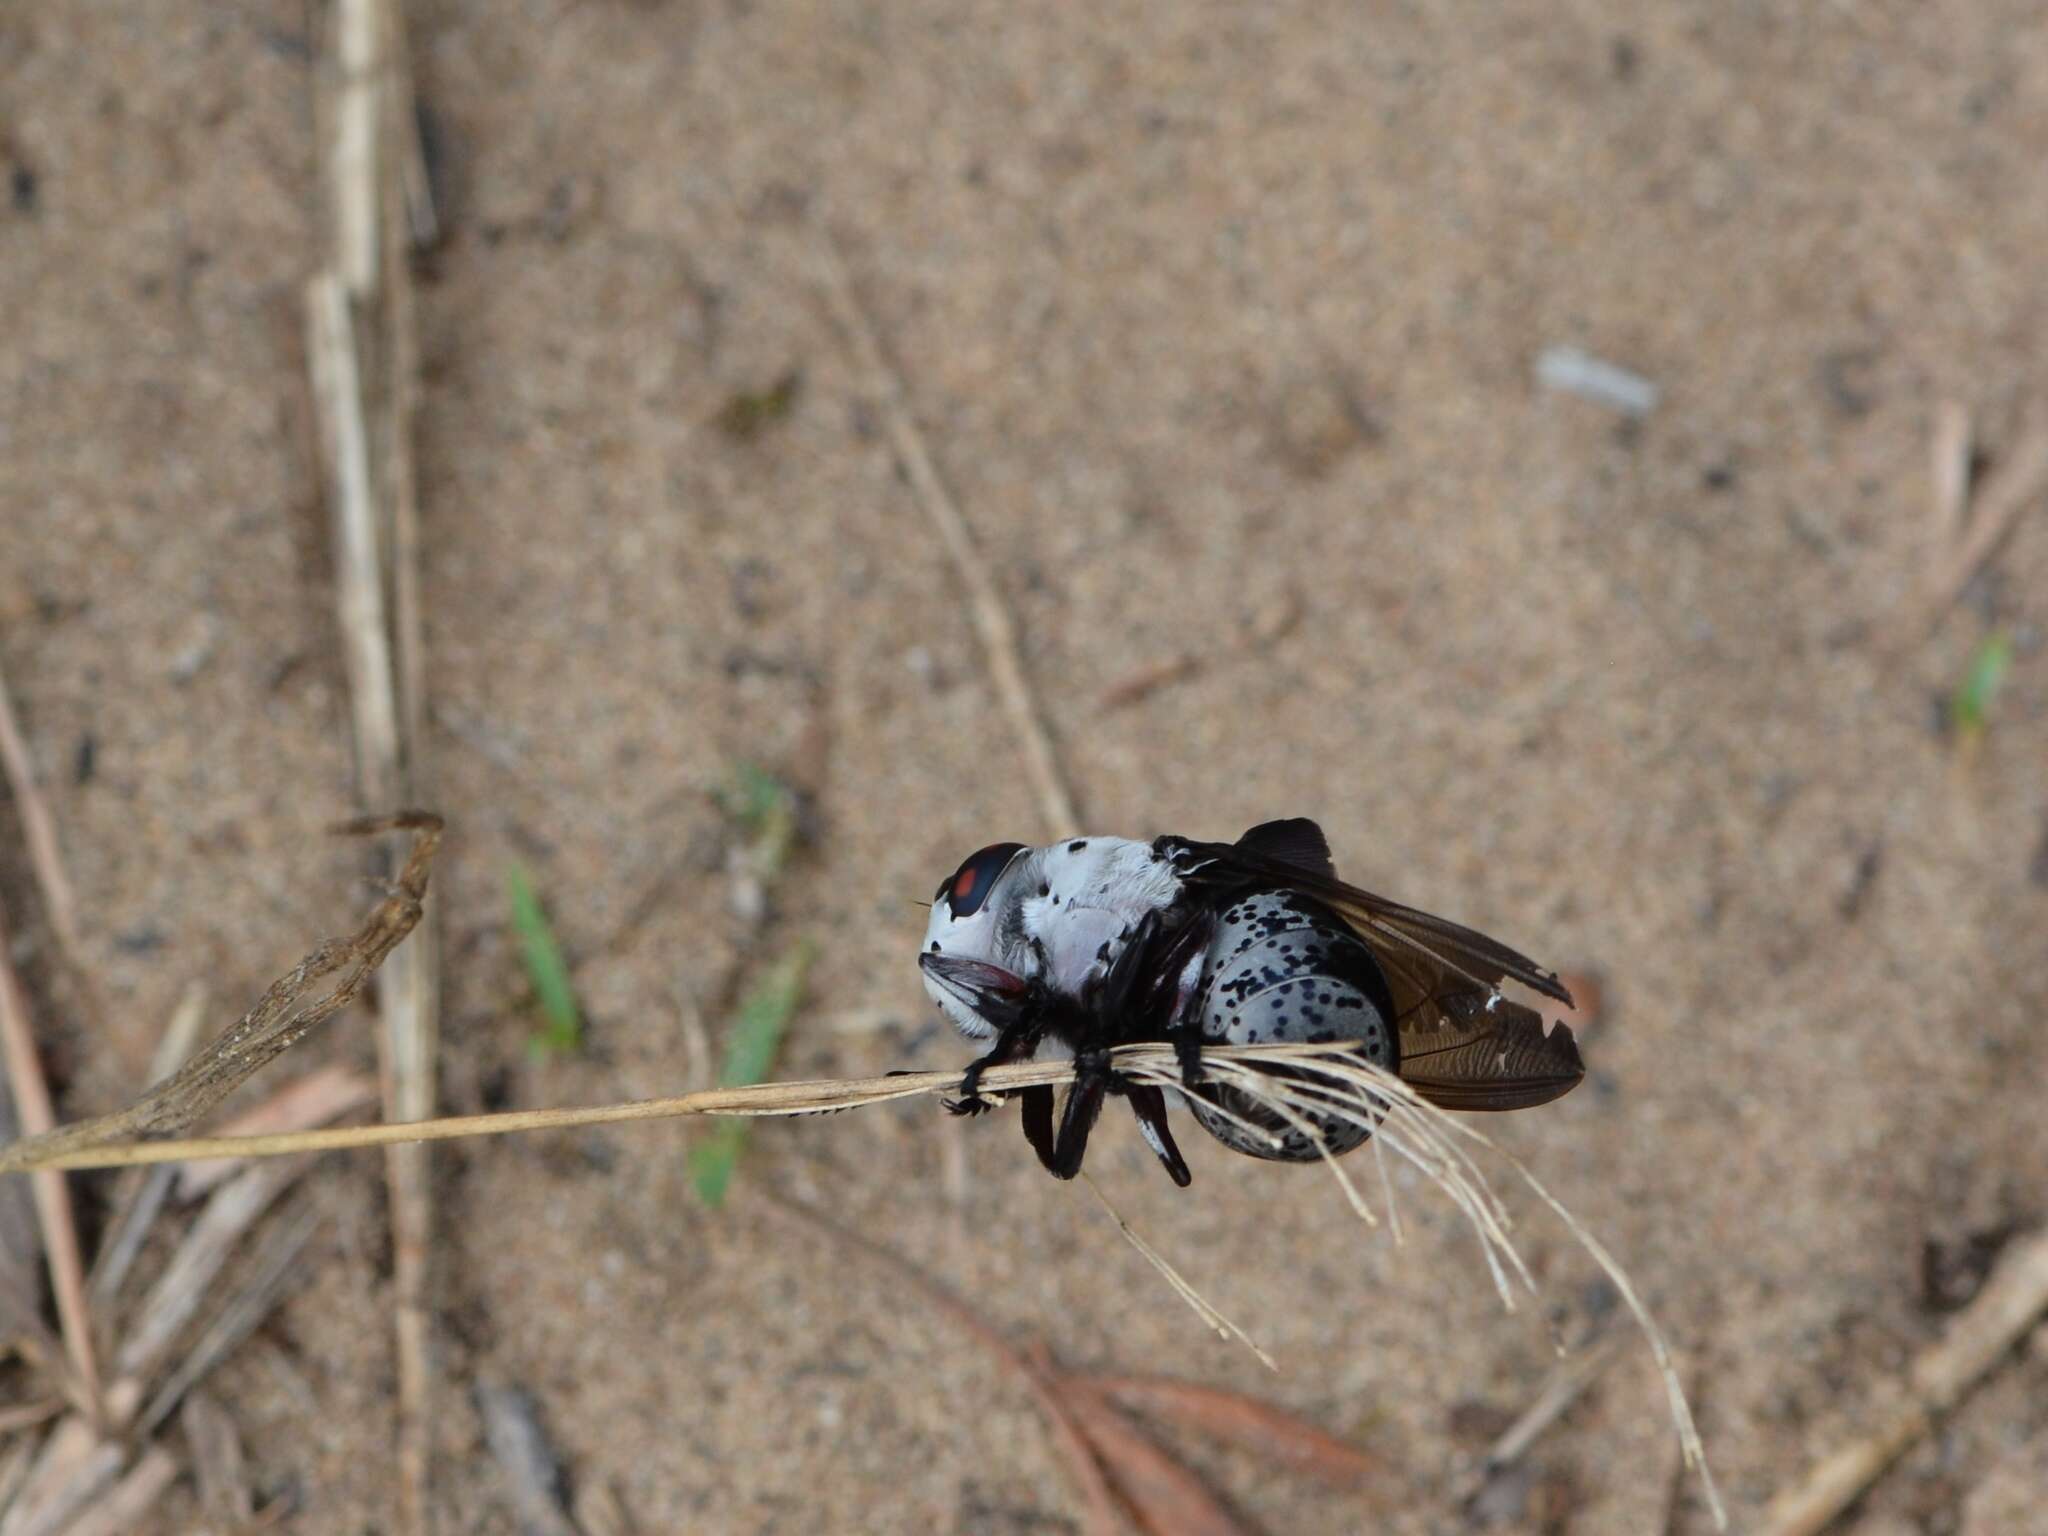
937, 842, 1024, 919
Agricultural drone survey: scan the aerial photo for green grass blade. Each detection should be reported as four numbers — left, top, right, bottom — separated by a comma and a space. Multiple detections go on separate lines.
508, 862, 582, 1060
690, 938, 815, 1207
1950, 630, 2013, 739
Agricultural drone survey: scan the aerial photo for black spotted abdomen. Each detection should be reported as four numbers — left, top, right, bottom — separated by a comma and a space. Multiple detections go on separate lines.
1185, 890, 1398, 1161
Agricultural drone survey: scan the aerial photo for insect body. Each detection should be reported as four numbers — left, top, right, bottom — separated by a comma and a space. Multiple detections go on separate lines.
919, 818, 1583, 1186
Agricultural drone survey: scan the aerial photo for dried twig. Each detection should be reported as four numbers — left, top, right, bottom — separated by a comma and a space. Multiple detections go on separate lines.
0, 813, 439, 1175
813, 232, 1080, 835
1452, 1328, 1624, 1505
1757, 1223, 2048, 1536
0, 891, 97, 1421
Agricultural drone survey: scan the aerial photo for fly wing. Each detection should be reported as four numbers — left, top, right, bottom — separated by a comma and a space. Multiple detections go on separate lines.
1169, 825, 1585, 1112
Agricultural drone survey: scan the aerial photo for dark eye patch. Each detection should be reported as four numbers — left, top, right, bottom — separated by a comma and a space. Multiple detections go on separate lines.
941, 842, 1024, 918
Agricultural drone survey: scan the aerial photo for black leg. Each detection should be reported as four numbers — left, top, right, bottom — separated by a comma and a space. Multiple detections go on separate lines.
1018, 1083, 1057, 1173
945, 1015, 1044, 1116
1050, 1051, 1111, 1179
1124, 1084, 1192, 1187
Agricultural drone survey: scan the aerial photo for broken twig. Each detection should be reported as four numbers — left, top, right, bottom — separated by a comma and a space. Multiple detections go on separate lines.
1758, 1223, 2048, 1536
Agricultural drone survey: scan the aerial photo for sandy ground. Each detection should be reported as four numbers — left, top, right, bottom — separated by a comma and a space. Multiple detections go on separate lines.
4, 1, 2047, 1531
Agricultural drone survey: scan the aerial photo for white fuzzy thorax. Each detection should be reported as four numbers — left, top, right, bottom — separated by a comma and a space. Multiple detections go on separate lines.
921, 835, 1185, 1038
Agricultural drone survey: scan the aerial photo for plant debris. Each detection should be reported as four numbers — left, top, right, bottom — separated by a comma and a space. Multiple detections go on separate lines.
0, 812, 442, 1176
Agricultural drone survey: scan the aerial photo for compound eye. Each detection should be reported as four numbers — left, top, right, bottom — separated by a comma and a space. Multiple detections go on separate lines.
939, 842, 1024, 918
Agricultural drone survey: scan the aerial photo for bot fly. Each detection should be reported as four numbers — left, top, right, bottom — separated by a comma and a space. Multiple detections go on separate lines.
919, 818, 1584, 1187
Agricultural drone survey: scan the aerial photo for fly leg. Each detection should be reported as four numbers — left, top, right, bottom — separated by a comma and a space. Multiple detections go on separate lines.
1049, 1048, 1112, 1179
1094, 909, 1213, 1185
945, 1014, 1046, 1116
1123, 1083, 1191, 1187
1018, 1084, 1057, 1173
1132, 909, 1216, 1091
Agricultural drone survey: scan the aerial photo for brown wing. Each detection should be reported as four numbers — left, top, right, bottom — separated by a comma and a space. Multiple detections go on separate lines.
1172, 823, 1585, 1112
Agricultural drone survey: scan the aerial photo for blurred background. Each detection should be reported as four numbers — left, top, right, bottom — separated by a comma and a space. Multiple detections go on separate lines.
2, 2, 2045, 1532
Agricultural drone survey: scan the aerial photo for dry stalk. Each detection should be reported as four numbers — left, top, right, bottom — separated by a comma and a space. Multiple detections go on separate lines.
0, 813, 440, 1176
53, 1448, 176, 1536
0, 890, 97, 1422
136, 1199, 321, 1437
174, 1065, 377, 1200
1912, 407, 2048, 640
0, 1002, 1719, 1522
114, 1157, 311, 1386
813, 231, 1081, 835
314, 4, 444, 1518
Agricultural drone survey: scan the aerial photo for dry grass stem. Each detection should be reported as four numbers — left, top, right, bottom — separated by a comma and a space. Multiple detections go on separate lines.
380, 0, 439, 247
1084, 1174, 1275, 1371
57, 1447, 176, 1536
0, 664, 84, 976
0, 892, 98, 1421
319, 17, 447, 1516
1914, 407, 2048, 639
0, 1013, 1718, 1521
306, 274, 399, 805
1758, 1222, 2048, 1536
83, 1168, 172, 1318
136, 1201, 320, 1437
0, 813, 440, 1176
1453, 1328, 1624, 1504
114, 1157, 311, 1385
0, 1381, 138, 1536
175, 1065, 377, 1200
0, 1439, 36, 1522
329, 0, 380, 295
0, 1401, 58, 1438
813, 231, 1081, 834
